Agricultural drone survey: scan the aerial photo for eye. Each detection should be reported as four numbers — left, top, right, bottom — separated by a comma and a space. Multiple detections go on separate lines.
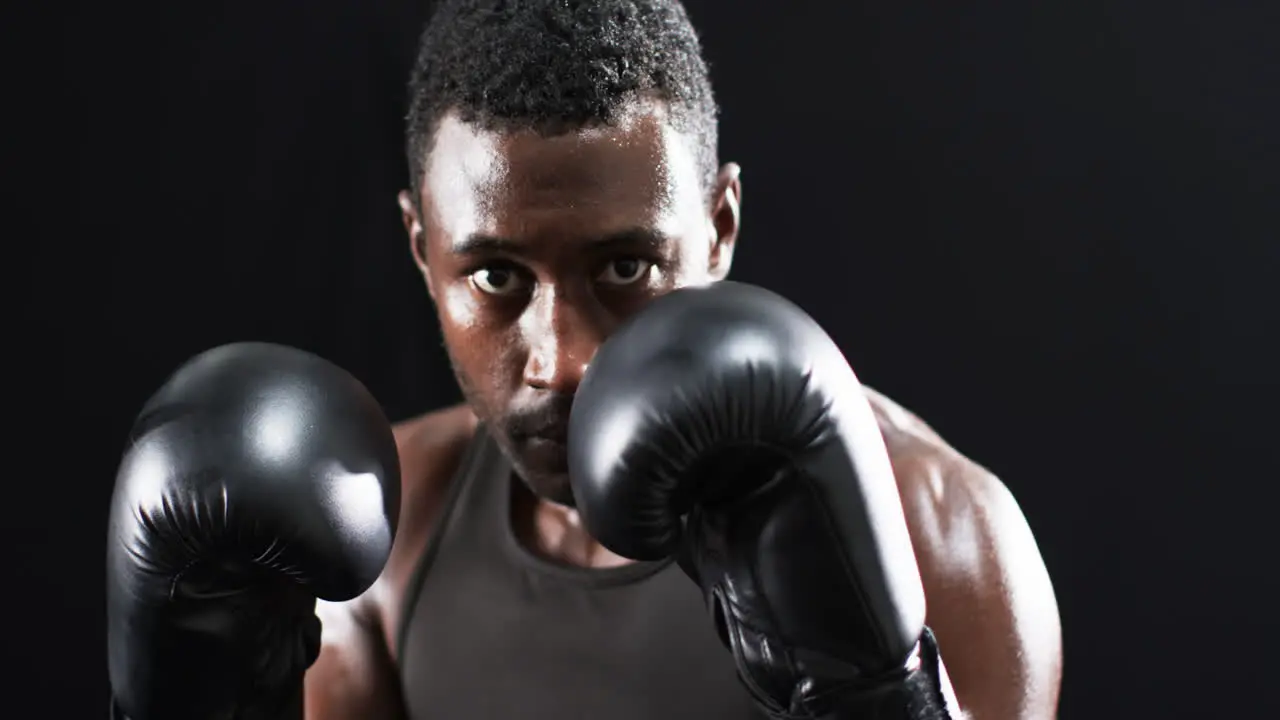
596, 258, 652, 286
470, 266, 530, 295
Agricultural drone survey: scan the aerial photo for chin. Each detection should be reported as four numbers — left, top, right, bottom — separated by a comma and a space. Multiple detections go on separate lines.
495, 432, 576, 506
514, 463, 576, 507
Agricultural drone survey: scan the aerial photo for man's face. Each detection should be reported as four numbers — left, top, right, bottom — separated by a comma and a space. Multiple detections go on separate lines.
400, 102, 741, 505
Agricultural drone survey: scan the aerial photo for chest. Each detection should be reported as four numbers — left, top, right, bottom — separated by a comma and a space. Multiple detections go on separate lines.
399, 560, 765, 720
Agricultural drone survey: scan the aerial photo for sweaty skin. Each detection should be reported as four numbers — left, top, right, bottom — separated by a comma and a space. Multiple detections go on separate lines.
304, 102, 1062, 720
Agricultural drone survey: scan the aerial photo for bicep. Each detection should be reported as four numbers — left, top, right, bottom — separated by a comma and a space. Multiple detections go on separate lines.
909, 470, 1063, 720
305, 599, 408, 720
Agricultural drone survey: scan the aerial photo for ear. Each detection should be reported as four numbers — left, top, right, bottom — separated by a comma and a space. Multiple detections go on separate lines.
399, 190, 436, 299
707, 163, 742, 281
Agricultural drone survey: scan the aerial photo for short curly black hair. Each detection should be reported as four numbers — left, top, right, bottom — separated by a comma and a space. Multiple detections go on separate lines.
405, 0, 719, 204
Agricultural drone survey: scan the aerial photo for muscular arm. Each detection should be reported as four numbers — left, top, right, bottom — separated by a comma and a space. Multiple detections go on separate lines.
870, 390, 1063, 720
910, 465, 1062, 720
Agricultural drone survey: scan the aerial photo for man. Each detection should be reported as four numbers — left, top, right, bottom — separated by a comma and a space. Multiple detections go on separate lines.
108, 1, 1062, 718
309, 0, 1061, 717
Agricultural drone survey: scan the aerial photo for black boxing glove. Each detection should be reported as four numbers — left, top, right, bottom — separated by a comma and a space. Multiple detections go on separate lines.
106, 343, 400, 720
569, 283, 953, 720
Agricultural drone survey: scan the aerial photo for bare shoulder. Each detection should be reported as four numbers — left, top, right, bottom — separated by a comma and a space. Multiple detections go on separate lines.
863, 386, 995, 524
863, 386, 1017, 558
864, 387, 1063, 720
391, 403, 480, 493
320, 404, 478, 654
378, 404, 478, 632
306, 404, 477, 719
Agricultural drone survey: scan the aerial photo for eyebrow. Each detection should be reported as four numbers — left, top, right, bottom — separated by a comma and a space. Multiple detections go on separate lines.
449, 227, 673, 257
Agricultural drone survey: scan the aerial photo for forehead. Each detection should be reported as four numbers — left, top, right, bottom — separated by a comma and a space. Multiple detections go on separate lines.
421, 103, 705, 242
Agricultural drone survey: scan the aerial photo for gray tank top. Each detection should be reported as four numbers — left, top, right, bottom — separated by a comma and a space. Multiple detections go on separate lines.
395, 426, 764, 719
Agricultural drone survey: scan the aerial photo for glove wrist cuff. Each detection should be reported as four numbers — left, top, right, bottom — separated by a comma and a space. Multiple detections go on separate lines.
764, 627, 953, 720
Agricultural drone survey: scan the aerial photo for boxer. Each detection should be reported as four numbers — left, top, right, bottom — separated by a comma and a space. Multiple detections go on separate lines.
107, 1, 1062, 718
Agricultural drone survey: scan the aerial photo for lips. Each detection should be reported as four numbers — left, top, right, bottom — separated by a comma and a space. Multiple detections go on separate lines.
513, 419, 569, 446
506, 398, 573, 473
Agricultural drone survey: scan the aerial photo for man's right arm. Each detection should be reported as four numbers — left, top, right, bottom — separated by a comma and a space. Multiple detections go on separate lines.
305, 598, 407, 720
304, 404, 478, 720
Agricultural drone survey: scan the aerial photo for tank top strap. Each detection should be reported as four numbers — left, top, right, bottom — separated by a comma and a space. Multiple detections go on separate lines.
393, 423, 496, 660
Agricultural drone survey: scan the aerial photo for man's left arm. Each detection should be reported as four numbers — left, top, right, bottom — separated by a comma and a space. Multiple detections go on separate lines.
897, 457, 1063, 720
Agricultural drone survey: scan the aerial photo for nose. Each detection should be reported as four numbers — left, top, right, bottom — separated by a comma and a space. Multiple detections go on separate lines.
522, 288, 608, 395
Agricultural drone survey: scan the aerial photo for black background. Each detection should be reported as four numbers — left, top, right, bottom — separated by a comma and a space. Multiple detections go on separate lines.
14, 1, 1279, 716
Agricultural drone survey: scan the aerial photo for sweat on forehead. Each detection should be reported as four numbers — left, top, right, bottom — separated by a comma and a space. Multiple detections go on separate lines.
421, 103, 705, 235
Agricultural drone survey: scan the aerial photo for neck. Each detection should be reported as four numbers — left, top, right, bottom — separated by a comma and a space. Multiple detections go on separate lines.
510, 476, 635, 569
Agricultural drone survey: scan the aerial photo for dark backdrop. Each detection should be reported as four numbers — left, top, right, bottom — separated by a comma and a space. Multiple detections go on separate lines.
16, 1, 1278, 716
